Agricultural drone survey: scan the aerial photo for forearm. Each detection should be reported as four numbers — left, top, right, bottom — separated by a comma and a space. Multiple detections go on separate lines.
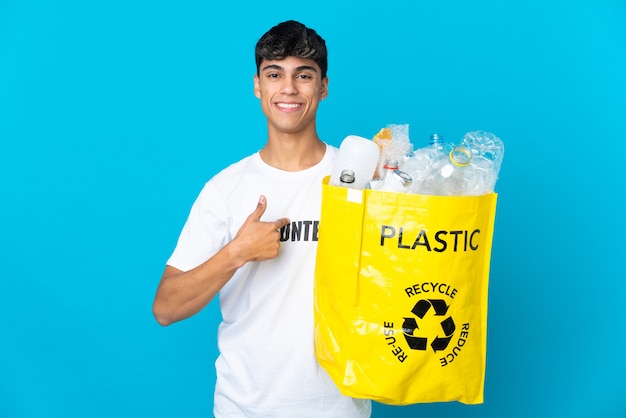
152, 242, 244, 326
153, 195, 290, 326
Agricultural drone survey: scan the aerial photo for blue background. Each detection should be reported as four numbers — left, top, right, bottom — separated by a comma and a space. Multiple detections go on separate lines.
1, 1, 625, 417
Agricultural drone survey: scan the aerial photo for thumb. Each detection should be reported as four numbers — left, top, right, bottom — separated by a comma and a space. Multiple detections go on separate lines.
249, 195, 267, 221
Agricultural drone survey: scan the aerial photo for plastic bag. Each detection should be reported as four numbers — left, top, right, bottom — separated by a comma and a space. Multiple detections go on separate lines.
314, 176, 498, 405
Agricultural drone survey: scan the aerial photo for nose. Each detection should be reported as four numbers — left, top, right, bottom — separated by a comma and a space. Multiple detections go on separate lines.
280, 77, 298, 95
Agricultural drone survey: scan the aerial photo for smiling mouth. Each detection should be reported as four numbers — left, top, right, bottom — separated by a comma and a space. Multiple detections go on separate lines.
276, 102, 302, 110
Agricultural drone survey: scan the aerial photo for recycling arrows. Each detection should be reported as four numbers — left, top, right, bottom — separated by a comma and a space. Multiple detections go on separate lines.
402, 299, 456, 352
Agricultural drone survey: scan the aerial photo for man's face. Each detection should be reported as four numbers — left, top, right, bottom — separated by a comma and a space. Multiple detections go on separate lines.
254, 56, 328, 136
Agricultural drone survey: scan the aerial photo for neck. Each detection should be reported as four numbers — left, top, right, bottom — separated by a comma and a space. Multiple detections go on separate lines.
260, 130, 326, 172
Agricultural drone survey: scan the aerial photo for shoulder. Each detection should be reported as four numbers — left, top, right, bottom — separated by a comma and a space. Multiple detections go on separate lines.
201, 153, 258, 191
181, 154, 253, 210
215, 153, 257, 178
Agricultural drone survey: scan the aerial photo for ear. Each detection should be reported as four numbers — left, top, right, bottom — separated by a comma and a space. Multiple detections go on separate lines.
253, 74, 261, 99
320, 77, 329, 100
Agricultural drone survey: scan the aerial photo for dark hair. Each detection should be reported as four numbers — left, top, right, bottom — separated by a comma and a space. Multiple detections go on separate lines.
255, 20, 328, 79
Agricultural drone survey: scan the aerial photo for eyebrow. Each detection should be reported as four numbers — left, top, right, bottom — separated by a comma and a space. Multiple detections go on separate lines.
261, 64, 319, 73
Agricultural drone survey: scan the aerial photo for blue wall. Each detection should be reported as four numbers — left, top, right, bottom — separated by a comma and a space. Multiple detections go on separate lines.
1, 1, 625, 417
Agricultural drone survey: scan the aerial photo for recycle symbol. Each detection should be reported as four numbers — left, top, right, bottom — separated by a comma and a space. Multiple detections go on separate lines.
402, 299, 456, 352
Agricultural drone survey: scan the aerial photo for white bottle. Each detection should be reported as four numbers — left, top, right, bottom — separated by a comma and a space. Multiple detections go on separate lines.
329, 135, 381, 189
366, 160, 413, 193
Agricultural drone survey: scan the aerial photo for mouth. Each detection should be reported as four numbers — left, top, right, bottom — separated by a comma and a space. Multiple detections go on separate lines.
275, 102, 303, 111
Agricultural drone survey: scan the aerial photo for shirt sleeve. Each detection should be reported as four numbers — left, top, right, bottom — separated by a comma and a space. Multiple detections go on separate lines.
166, 181, 231, 272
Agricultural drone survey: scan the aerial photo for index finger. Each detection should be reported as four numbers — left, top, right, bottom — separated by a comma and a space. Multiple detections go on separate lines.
271, 217, 291, 231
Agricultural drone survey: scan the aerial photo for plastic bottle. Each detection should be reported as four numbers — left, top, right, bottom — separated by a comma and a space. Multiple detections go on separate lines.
366, 160, 412, 193
428, 133, 452, 152
402, 133, 452, 194
460, 131, 504, 170
460, 130, 504, 192
422, 145, 481, 196
329, 135, 381, 189
338, 169, 356, 187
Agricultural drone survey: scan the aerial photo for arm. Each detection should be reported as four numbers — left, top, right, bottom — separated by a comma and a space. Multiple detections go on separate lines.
152, 195, 290, 326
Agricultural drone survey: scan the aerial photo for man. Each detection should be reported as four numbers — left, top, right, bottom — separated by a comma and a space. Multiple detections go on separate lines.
152, 20, 372, 418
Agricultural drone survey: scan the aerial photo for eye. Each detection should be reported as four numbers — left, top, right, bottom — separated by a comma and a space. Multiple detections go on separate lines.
297, 73, 313, 80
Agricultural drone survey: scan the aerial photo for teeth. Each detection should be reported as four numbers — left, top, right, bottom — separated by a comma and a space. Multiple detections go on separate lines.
277, 103, 300, 109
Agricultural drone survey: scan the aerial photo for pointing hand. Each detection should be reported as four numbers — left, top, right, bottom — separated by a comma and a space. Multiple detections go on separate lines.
232, 195, 290, 263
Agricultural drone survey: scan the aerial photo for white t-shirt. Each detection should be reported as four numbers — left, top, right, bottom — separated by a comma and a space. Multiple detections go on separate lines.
167, 145, 372, 418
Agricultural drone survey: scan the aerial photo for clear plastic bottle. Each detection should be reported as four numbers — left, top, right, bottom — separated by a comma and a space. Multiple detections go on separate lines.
403, 133, 452, 194
422, 145, 481, 196
428, 133, 453, 153
460, 131, 504, 170
366, 160, 412, 193
460, 130, 504, 192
